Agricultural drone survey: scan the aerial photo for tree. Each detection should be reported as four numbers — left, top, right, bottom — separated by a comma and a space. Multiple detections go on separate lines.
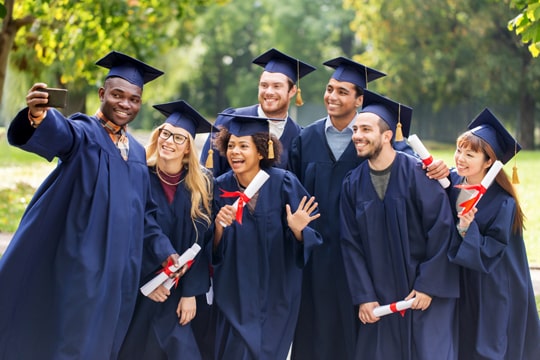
176, 0, 366, 125
1, 0, 216, 126
0, 0, 34, 109
345, 0, 539, 149
508, 0, 540, 57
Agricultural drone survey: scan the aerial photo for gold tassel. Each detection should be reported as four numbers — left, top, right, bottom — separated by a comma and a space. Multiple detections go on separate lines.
205, 149, 214, 169
395, 122, 403, 141
295, 88, 304, 107
512, 165, 520, 184
268, 139, 274, 159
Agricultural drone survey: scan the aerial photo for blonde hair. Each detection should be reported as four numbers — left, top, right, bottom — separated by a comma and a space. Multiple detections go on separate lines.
146, 126, 213, 226
457, 132, 525, 234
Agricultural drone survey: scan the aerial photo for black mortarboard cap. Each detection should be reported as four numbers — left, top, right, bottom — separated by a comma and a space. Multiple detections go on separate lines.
360, 89, 412, 140
218, 113, 285, 137
218, 113, 285, 159
323, 57, 386, 89
96, 51, 164, 88
467, 108, 521, 164
153, 100, 217, 138
252, 48, 316, 84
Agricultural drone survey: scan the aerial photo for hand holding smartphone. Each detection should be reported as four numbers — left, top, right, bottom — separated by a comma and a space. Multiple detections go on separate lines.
36, 88, 68, 108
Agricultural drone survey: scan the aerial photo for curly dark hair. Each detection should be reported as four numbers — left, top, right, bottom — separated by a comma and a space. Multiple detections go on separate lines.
214, 128, 282, 168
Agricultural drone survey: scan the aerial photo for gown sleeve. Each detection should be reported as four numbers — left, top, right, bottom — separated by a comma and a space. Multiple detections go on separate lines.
448, 197, 514, 274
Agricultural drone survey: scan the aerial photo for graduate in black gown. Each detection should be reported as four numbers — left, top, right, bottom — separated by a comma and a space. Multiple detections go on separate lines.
447, 108, 540, 359
0, 52, 179, 360
211, 114, 322, 359
198, 50, 316, 359
340, 90, 460, 360
118, 100, 216, 359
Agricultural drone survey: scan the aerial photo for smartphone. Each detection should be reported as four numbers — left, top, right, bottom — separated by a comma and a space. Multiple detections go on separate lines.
36, 88, 68, 108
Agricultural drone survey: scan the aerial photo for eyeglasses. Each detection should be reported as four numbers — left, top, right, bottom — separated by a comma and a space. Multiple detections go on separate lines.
158, 128, 188, 145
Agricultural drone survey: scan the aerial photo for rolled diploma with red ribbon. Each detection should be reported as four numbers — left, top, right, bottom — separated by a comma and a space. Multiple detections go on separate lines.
219, 169, 270, 227
408, 134, 450, 189
140, 243, 201, 296
456, 160, 503, 215
161, 259, 195, 290
373, 298, 415, 317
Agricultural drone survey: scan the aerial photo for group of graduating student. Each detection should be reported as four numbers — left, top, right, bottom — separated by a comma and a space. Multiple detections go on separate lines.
0, 46, 538, 360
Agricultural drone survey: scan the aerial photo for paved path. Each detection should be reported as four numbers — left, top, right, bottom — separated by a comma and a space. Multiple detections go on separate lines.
1, 232, 540, 296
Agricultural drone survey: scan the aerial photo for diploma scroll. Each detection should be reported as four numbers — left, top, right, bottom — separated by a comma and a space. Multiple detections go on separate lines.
373, 298, 415, 317
219, 169, 270, 227
140, 243, 201, 296
408, 134, 450, 188
455, 160, 503, 215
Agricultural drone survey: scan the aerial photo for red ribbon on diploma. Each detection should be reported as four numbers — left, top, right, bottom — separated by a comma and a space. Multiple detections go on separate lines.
421, 155, 434, 167
389, 302, 407, 317
156, 259, 196, 289
219, 189, 251, 224
455, 183, 487, 214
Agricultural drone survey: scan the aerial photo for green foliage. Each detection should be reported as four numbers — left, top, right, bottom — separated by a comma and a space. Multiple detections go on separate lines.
175, 0, 364, 118
345, 0, 533, 107
0, 3, 6, 19
11, 0, 215, 85
508, 0, 540, 57
0, 182, 33, 232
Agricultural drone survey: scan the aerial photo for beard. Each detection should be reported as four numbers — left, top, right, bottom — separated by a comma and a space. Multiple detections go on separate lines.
356, 138, 383, 160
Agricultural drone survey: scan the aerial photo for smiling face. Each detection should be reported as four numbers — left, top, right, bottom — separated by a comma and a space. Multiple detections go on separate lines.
258, 71, 296, 119
226, 135, 262, 181
324, 78, 363, 124
157, 124, 190, 165
352, 112, 390, 160
454, 145, 492, 185
98, 77, 142, 127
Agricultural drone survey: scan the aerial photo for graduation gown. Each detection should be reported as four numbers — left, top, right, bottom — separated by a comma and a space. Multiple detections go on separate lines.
288, 118, 364, 360
0, 109, 176, 360
447, 170, 540, 360
212, 167, 322, 360
340, 152, 459, 360
118, 168, 211, 359
200, 105, 301, 177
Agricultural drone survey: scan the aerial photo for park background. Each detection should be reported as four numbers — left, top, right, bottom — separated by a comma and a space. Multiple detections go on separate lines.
0, 0, 539, 309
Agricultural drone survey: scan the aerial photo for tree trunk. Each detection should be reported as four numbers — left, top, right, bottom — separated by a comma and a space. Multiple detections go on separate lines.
0, 0, 35, 122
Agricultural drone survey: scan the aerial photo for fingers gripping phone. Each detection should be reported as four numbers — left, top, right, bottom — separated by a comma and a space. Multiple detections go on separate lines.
36, 88, 68, 108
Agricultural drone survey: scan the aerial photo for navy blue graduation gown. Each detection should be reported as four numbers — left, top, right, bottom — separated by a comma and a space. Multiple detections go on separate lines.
340, 152, 459, 360
0, 109, 176, 360
212, 167, 322, 360
200, 105, 301, 177
118, 168, 211, 359
447, 170, 540, 359
288, 118, 364, 359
